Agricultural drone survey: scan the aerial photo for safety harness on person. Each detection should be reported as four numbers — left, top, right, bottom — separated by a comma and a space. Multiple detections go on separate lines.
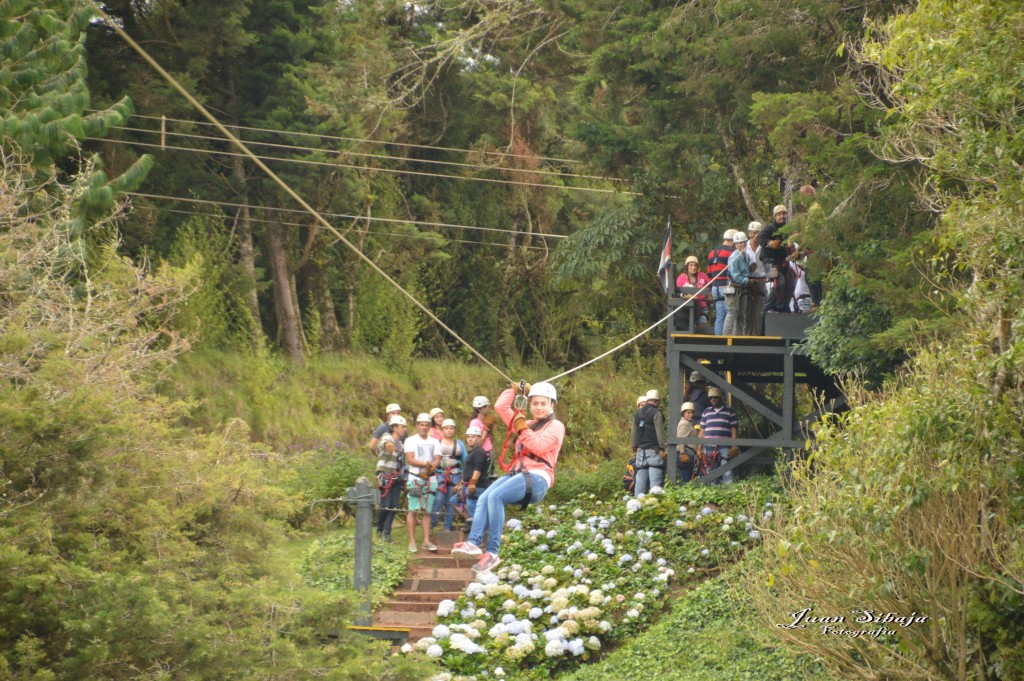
498, 409, 555, 511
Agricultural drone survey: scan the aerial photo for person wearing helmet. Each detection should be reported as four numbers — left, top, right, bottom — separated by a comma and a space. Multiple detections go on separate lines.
675, 255, 712, 325
431, 418, 468, 532
453, 381, 565, 573
631, 389, 666, 496
723, 231, 751, 336
683, 371, 710, 427
744, 221, 766, 335
708, 229, 736, 335
404, 413, 442, 553
368, 402, 403, 454
375, 415, 408, 542
676, 403, 699, 483
698, 387, 737, 484
469, 396, 495, 454
428, 407, 446, 440
462, 425, 491, 520
759, 204, 795, 314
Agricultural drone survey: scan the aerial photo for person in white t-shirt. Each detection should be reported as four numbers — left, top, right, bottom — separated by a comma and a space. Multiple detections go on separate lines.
404, 413, 441, 553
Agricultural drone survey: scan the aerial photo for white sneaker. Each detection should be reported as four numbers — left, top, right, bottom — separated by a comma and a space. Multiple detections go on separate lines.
423, 542, 438, 552
451, 541, 482, 558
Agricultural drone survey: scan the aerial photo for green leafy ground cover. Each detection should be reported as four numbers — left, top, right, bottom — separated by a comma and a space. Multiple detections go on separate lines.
300, 532, 410, 608
397, 478, 820, 679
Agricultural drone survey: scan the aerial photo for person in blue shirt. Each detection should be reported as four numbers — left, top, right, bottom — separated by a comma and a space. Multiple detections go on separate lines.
723, 232, 751, 336
368, 402, 402, 453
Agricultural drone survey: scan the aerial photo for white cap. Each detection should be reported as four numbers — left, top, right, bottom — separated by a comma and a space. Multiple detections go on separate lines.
416, 412, 431, 424
773, 204, 788, 216
646, 389, 660, 401
636, 395, 647, 407
389, 415, 407, 426
747, 221, 762, 233
528, 382, 557, 402
733, 232, 749, 243
385, 403, 401, 413
466, 425, 483, 436
472, 395, 490, 409
441, 418, 456, 428
723, 229, 736, 241
680, 402, 696, 413
429, 407, 445, 418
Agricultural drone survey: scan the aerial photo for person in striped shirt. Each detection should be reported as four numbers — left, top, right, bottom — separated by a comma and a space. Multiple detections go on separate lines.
375, 415, 407, 542
698, 387, 737, 484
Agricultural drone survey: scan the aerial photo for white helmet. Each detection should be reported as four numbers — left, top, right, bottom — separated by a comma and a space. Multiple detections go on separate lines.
416, 413, 431, 424
472, 395, 490, 409
441, 418, 456, 428
636, 395, 647, 407
466, 425, 483, 436
528, 382, 557, 402
680, 402, 696, 413
646, 389, 660, 401
385, 403, 401, 414
723, 229, 736, 241
389, 415, 407, 426
747, 221, 762, 233
429, 407, 445, 419
689, 371, 705, 383
733, 232, 748, 243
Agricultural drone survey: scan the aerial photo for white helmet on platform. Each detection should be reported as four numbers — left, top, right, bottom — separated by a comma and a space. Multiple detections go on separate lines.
472, 395, 490, 409
385, 403, 401, 414
389, 415, 407, 427
680, 402, 696, 413
528, 382, 557, 402
441, 418, 456, 428
466, 425, 483, 436
416, 412, 431, 424
646, 389, 660, 401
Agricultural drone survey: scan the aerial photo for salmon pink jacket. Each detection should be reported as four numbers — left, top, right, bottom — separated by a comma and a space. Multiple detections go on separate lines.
495, 387, 565, 488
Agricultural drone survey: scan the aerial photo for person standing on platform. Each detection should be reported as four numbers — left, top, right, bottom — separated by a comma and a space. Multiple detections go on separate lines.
708, 230, 736, 335
759, 204, 794, 314
631, 390, 666, 495
699, 387, 738, 484
723, 232, 751, 336
675, 255, 712, 325
375, 415, 407, 542
743, 221, 766, 335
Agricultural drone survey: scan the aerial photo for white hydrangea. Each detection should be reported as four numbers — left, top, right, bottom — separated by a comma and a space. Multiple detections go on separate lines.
545, 639, 566, 657
657, 558, 667, 566
701, 506, 713, 516
738, 514, 748, 522
639, 551, 652, 562
626, 498, 642, 513
675, 519, 684, 527
400, 643, 413, 654
546, 529, 557, 539
426, 644, 444, 658
478, 572, 500, 586
598, 620, 612, 633
461, 607, 476, 619
568, 637, 586, 656
437, 599, 456, 617
701, 548, 710, 557
502, 613, 517, 624
586, 552, 599, 561
495, 667, 506, 677
573, 508, 584, 518
749, 530, 762, 540
466, 583, 484, 597
688, 567, 696, 574
626, 609, 639, 618
549, 504, 558, 511
618, 554, 633, 564
489, 623, 508, 638
507, 519, 523, 530
763, 510, 773, 519
537, 544, 549, 552
585, 636, 601, 651
605, 545, 616, 555
649, 485, 664, 495
541, 565, 555, 575
724, 516, 734, 525
679, 505, 688, 514
432, 624, 451, 640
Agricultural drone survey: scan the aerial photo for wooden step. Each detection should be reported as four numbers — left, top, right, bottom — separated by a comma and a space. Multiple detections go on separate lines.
408, 566, 474, 580
407, 625, 434, 641
399, 577, 472, 592
382, 600, 440, 613
412, 555, 473, 568
391, 590, 464, 602
374, 609, 437, 626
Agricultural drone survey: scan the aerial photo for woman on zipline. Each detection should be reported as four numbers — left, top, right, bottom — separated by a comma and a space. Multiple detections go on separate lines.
452, 381, 565, 573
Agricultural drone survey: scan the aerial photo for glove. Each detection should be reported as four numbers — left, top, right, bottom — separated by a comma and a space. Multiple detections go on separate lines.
512, 412, 527, 433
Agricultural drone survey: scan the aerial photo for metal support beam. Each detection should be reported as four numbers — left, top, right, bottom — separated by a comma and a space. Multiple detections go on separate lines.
681, 355, 786, 427
697, 446, 769, 484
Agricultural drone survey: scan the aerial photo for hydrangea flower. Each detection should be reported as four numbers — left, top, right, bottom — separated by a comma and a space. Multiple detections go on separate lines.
545, 639, 566, 657
568, 638, 586, 656
639, 551, 652, 561
749, 530, 762, 540
763, 510, 773, 519
585, 636, 601, 651
432, 624, 451, 639
626, 609, 639, 618
675, 519, 684, 527
587, 552, 598, 561
701, 548, 710, 557
426, 644, 444, 658
679, 505, 688, 514
701, 507, 713, 516
400, 643, 413, 654
626, 498, 642, 513
649, 485, 664, 495
507, 519, 522, 530
546, 529, 557, 539
437, 599, 456, 617
573, 508, 584, 518
618, 554, 633, 564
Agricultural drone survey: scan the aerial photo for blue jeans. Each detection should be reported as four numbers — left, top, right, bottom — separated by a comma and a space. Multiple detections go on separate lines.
468, 472, 549, 555
712, 445, 734, 484
712, 286, 728, 335
431, 469, 462, 530
633, 448, 665, 496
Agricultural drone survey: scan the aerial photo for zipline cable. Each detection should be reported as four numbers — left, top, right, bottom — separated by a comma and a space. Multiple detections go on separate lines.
149, 206, 549, 251
109, 124, 629, 183
90, 109, 591, 166
127, 192, 567, 240
91, 2, 515, 383
103, 137, 632, 195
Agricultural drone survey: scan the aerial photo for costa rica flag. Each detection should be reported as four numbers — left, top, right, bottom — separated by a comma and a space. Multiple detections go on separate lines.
658, 216, 672, 293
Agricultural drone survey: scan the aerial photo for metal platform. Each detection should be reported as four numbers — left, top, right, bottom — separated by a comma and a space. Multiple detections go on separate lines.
666, 280, 843, 483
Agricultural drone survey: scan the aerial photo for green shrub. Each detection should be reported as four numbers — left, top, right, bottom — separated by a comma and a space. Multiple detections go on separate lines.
300, 532, 410, 607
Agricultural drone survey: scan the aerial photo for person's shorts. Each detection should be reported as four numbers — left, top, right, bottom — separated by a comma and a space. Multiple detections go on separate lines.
406, 477, 437, 512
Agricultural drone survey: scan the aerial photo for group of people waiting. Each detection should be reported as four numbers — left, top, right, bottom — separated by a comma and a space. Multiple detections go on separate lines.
675, 204, 814, 336
629, 374, 739, 494
370, 382, 565, 574
369, 399, 496, 552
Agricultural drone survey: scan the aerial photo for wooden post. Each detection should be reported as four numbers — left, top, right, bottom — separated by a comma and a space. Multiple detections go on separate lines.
348, 476, 378, 626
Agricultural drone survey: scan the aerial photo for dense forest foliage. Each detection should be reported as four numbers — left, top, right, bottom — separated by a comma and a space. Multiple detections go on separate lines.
3, 0, 1023, 678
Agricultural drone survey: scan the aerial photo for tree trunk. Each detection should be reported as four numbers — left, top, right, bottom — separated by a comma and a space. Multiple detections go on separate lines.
719, 129, 763, 223
265, 214, 303, 362
232, 155, 262, 334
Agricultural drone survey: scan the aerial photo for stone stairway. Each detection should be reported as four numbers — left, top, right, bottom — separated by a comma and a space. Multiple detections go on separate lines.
373, 530, 474, 641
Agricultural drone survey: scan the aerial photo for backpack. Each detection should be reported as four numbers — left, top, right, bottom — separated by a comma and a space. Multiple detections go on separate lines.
623, 456, 637, 492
